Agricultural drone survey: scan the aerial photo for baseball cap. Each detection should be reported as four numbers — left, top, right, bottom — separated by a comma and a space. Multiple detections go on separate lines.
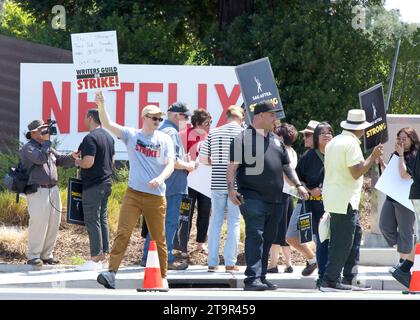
168, 102, 191, 116
27, 120, 48, 131
253, 100, 282, 115
141, 105, 165, 117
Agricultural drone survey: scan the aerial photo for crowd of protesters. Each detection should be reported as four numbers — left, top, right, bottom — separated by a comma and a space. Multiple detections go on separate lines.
19, 93, 420, 292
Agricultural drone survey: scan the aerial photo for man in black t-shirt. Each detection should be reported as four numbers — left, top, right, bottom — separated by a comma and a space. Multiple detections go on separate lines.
227, 100, 309, 291
74, 108, 115, 271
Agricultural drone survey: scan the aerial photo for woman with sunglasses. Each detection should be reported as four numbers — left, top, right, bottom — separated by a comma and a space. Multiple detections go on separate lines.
287, 122, 334, 287
180, 109, 213, 255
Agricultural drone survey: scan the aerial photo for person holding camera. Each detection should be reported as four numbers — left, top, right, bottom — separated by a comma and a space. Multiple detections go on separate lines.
20, 119, 76, 266
227, 101, 309, 291
74, 109, 115, 271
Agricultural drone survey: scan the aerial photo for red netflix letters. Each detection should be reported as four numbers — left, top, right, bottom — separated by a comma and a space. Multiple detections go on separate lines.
42, 81, 241, 133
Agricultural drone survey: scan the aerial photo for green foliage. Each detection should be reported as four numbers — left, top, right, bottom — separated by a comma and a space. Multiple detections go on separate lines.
113, 161, 129, 183
0, 0, 418, 152
0, 190, 28, 226
69, 255, 86, 265
57, 167, 78, 189
0, 140, 21, 191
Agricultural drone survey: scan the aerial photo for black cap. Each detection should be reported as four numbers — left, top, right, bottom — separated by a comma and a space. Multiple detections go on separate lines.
253, 100, 282, 115
168, 102, 191, 115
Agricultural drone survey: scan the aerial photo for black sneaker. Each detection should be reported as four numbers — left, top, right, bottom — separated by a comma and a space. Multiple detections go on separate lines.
168, 261, 188, 270
302, 261, 317, 276
390, 267, 411, 288
42, 258, 59, 265
243, 279, 268, 291
261, 278, 278, 290
284, 266, 294, 273
315, 278, 321, 290
320, 281, 352, 292
267, 266, 278, 273
27, 258, 43, 267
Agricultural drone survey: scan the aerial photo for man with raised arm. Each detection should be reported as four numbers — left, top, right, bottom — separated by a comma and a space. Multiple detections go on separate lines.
95, 91, 175, 290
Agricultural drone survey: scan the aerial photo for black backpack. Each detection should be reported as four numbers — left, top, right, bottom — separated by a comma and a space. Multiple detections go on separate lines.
3, 162, 36, 203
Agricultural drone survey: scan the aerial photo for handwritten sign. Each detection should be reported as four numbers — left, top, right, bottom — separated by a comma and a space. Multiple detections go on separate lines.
71, 30, 120, 92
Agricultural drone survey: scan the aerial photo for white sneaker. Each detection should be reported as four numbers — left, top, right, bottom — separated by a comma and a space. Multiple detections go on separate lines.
75, 260, 102, 271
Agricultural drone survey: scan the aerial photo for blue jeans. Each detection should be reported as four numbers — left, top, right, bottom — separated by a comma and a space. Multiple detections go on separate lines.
142, 194, 183, 264
207, 191, 241, 267
240, 198, 283, 285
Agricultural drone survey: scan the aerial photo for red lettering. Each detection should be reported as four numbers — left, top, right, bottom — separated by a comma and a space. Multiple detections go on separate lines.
168, 83, 177, 106
215, 84, 241, 126
77, 79, 83, 90
198, 84, 207, 110
115, 83, 134, 126
78, 93, 96, 132
139, 83, 163, 128
109, 77, 115, 87
89, 78, 97, 89
42, 81, 70, 133
100, 77, 109, 87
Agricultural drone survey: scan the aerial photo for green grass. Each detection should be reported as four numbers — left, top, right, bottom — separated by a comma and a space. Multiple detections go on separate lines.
0, 191, 28, 226
68, 255, 86, 265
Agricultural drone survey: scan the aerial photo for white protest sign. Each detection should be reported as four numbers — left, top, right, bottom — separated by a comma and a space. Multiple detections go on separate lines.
71, 30, 120, 92
187, 162, 212, 198
375, 155, 414, 211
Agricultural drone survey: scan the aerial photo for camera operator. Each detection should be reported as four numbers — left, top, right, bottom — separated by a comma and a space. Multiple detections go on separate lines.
20, 119, 77, 267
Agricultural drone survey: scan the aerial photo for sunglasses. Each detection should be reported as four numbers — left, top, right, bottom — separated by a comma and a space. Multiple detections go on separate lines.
202, 120, 212, 126
304, 133, 313, 138
180, 113, 189, 120
145, 115, 163, 122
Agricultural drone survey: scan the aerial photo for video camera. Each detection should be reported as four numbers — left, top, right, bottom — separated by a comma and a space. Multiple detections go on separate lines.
41, 119, 57, 136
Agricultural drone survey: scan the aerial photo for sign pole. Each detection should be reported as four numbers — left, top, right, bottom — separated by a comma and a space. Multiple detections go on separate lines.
386, 38, 401, 113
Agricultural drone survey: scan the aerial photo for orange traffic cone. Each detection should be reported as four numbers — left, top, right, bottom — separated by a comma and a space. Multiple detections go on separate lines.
137, 240, 168, 292
407, 244, 420, 294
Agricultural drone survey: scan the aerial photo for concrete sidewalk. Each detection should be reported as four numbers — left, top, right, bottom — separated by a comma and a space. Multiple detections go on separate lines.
0, 264, 407, 291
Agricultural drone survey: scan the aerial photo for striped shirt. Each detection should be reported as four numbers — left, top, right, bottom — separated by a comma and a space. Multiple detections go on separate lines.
200, 122, 244, 191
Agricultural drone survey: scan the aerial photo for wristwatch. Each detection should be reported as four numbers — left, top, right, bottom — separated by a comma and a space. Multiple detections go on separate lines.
295, 183, 303, 188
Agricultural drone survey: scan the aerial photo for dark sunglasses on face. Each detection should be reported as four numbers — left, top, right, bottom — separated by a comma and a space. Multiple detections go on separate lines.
145, 115, 164, 122
304, 133, 313, 138
180, 113, 189, 120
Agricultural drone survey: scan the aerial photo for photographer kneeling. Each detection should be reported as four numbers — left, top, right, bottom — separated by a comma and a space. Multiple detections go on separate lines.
20, 119, 77, 266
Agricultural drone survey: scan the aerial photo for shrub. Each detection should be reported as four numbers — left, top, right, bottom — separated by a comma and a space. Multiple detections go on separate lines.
0, 191, 28, 226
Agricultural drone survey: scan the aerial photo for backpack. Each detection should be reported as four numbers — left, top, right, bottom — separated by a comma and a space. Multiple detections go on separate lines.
3, 162, 36, 203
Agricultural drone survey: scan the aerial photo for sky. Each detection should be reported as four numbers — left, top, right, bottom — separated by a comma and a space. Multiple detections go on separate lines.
384, 0, 420, 23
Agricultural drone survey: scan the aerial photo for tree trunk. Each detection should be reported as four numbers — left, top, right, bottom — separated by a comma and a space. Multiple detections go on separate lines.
218, 0, 255, 28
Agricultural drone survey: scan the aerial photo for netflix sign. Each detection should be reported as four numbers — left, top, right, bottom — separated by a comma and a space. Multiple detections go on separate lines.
20, 63, 242, 160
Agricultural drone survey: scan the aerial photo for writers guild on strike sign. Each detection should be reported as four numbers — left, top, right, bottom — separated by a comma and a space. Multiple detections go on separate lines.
76, 67, 119, 91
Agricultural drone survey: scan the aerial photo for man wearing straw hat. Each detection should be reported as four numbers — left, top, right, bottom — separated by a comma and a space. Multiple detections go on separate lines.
320, 109, 383, 292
